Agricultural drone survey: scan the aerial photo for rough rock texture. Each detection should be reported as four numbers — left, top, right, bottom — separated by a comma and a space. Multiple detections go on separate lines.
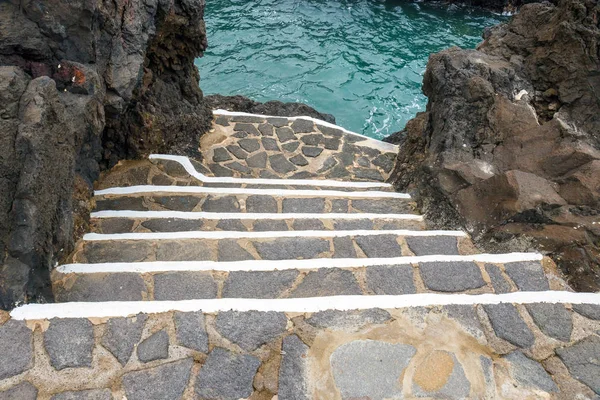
389, 0, 600, 291
0, 0, 212, 309
205, 94, 336, 124
422, 0, 546, 12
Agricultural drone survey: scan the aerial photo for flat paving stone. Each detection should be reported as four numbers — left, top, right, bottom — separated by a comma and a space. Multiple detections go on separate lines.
291, 119, 314, 133
269, 154, 297, 174
289, 268, 362, 297
0, 382, 38, 400
217, 239, 255, 261
332, 236, 357, 258
246, 195, 278, 213
356, 156, 371, 167
572, 304, 600, 320
301, 146, 323, 157
258, 123, 274, 136
279, 335, 310, 400
174, 311, 208, 353
300, 133, 324, 145
0, 320, 33, 380
153, 272, 217, 300
354, 168, 384, 181
201, 195, 240, 212
333, 219, 374, 230
195, 348, 260, 399
95, 197, 147, 211
232, 115, 265, 123
525, 303, 573, 341
504, 261, 549, 291
223, 270, 300, 299
101, 314, 148, 366
154, 195, 200, 212
56, 273, 147, 302
246, 151, 267, 168
215, 116, 230, 126
261, 136, 279, 151
317, 157, 337, 174
406, 236, 459, 256
485, 264, 513, 294
215, 219, 248, 231
483, 303, 535, 348
366, 265, 416, 294
254, 237, 329, 260
351, 199, 410, 214
267, 117, 288, 127
98, 218, 135, 234
419, 261, 486, 292
373, 153, 396, 173
556, 335, 600, 394
275, 127, 297, 143
216, 310, 287, 351
336, 151, 354, 167
51, 389, 111, 400
290, 154, 309, 166
208, 163, 234, 177
292, 219, 325, 230
141, 218, 203, 232
226, 144, 248, 160
123, 358, 193, 400
331, 340, 416, 400
226, 161, 252, 174
327, 164, 351, 178
213, 147, 232, 162
155, 241, 212, 261
307, 309, 392, 331
281, 141, 300, 152
253, 220, 289, 231
331, 199, 349, 212
318, 125, 343, 137
323, 137, 340, 150
137, 330, 169, 363
504, 351, 558, 393
412, 351, 470, 399
44, 318, 94, 370
443, 305, 486, 341
234, 122, 260, 135
282, 198, 325, 213
238, 138, 260, 153
83, 241, 152, 263
355, 234, 403, 258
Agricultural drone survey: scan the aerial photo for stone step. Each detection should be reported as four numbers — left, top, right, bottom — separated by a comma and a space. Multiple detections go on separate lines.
4, 293, 600, 398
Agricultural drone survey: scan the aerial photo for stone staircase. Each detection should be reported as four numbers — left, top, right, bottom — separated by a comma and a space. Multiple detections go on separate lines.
1, 112, 600, 399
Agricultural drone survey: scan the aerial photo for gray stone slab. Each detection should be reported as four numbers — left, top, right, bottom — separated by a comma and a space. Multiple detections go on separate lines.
267, 117, 288, 127
336, 151, 354, 167
373, 153, 396, 173
254, 237, 329, 260
215, 311, 287, 351
483, 304, 535, 348
83, 241, 152, 263
174, 311, 208, 353
485, 264, 513, 294
525, 303, 573, 342
300, 133, 324, 146
141, 218, 203, 232
290, 154, 309, 166
238, 138, 260, 153
0, 320, 32, 380
226, 161, 252, 174
282, 198, 325, 213
331, 340, 416, 399
213, 147, 232, 162
269, 154, 297, 174
419, 261, 486, 292
246, 195, 278, 213
354, 168, 384, 181
323, 137, 340, 150
405, 236, 459, 256
289, 268, 362, 297
412, 351, 470, 399
246, 151, 267, 168
366, 265, 416, 294
356, 156, 371, 167
331, 199, 349, 212
155, 241, 212, 261
215, 116, 230, 126
317, 156, 338, 174
215, 219, 248, 231
279, 335, 310, 400
195, 348, 260, 399
217, 239, 255, 261
307, 309, 392, 331
232, 116, 265, 123
282, 141, 300, 152
504, 261, 549, 291
301, 146, 323, 157
258, 123, 274, 136
355, 234, 403, 258
504, 351, 558, 393
95, 197, 147, 211
55, 273, 147, 302
443, 305, 486, 341
153, 272, 218, 300
44, 318, 94, 370
276, 127, 297, 143
259, 169, 280, 179
123, 358, 193, 400
351, 199, 410, 214
201, 195, 240, 212
137, 330, 169, 363
226, 144, 248, 160
292, 219, 325, 230
261, 136, 279, 151
98, 218, 135, 234
572, 304, 600, 320
318, 124, 343, 137
0, 382, 38, 400
291, 119, 314, 133
234, 123, 261, 135
327, 164, 351, 178
556, 335, 600, 394
101, 314, 148, 366
51, 389, 112, 400
222, 270, 299, 299
333, 219, 374, 231
208, 163, 234, 177
253, 220, 289, 231
333, 236, 358, 258
154, 195, 200, 212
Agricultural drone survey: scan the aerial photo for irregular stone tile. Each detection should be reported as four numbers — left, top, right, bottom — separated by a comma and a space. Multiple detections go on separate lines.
253, 220, 289, 232
201, 195, 240, 212
289, 268, 362, 297
215, 116, 230, 126
217, 239, 255, 261
281, 141, 300, 152
269, 153, 297, 174
234, 123, 260, 135
0, 382, 37, 400
318, 125, 343, 137
572, 304, 600, 320
174, 311, 208, 353
258, 123, 274, 136
413, 351, 470, 399
366, 265, 416, 294
480, 356, 496, 394
259, 169, 280, 179
208, 163, 234, 177
323, 137, 340, 150
342, 142, 360, 155
267, 117, 288, 127
141, 218, 203, 232
405, 236, 459, 256
153, 272, 218, 300
223, 270, 299, 299
346, 135, 366, 144
232, 116, 264, 123
101, 314, 148, 366
334, 219, 374, 230
317, 155, 337, 172
300, 133, 324, 145
279, 335, 310, 400
215, 219, 248, 231
483, 304, 535, 348
504, 351, 558, 393
226, 161, 252, 174
525, 303, 573, 341
355, 234, 403, 257
289, 170, 317, 179
155, 241, 212, 261
336, 151, 354, 166
196, 348, 260, 399
83, 241, 153, 263
503, 261, 550, 291
301, 146, 323, 157
332, 236, 357, 258
282, 198, 325, 213
151, 174, 175, 185
51, 389, 112, 400
246, 151, 267, 168
290, 154, 309, 166
331, 340, 416, 399
254, 237, 329, 259
373, 153, 396, 173
307, 309, 392, 331
137, 330, 169, 363
215, 311, 287, 351
226, 144, 248, 160
95, 197, 147, 211
232, 131, 248, 139
238, 138, 260, 153
359, 146, 381, 158
98, 218, 135, 234
354, 168, 384, 181
292, 219, 325, 230
0, 320, 32, 380
327, 164, 351, 178
190, 159, 213, 175
245, 195, 278, 213
123, 358, 193, 400
331, 199, 349, 212
485, 264, 513, 294
44, 319, 94, 370
261, 137, 280, 151
356, 156, 371, 167
276, 126, 297, 143
55, 273, 147, 302
291, 119, 314, 133
351, 199, 410, 213
212, 147, 232, 162
556, 335, 600, 394
153, 196, 200, 212
419, 262, 485, 292
443, 305, 486, 341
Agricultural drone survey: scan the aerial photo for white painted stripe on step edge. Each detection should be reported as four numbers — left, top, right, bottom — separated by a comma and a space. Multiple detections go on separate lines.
94, 185, 410, 199
83, 229, 467, 241
91, 210, 424, 221
212, 109, 399, 152
149, 154, 393, 189
57, 252, 542, 274
11, 291, 600, 320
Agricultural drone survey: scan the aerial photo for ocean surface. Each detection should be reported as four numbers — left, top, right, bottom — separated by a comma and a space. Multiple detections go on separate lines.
196, 0, 505, 140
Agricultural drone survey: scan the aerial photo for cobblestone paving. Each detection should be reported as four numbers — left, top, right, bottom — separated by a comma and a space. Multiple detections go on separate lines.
2, 113, 600, 399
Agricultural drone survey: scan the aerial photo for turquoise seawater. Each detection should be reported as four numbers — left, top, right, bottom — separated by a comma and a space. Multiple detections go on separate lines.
196, 0, 504, 140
